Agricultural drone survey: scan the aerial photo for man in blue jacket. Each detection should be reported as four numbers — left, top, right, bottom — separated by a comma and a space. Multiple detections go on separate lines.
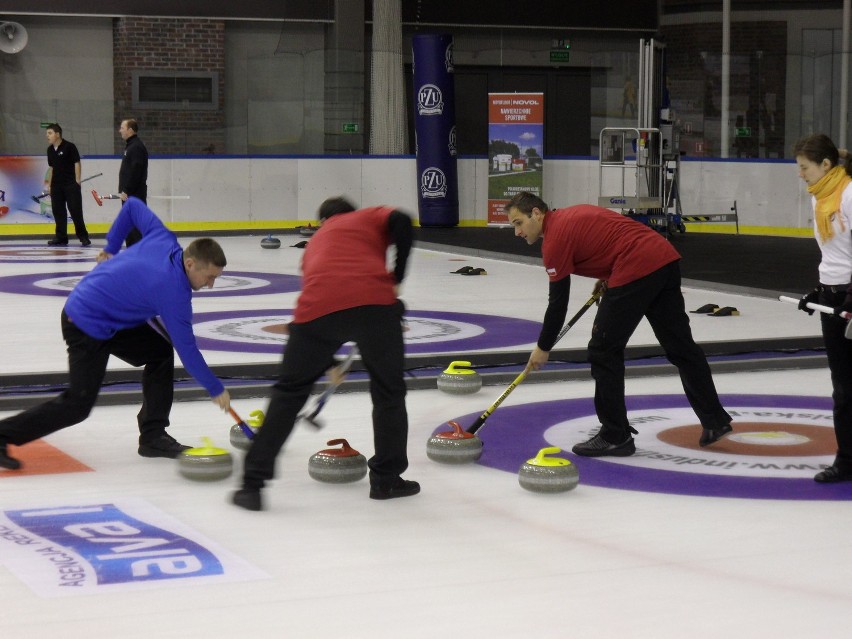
0, 198, 231, 470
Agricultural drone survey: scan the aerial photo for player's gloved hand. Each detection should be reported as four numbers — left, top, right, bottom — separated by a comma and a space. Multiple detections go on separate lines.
798, 288, 819, 315
834, 294, 852, 317
592, 280, 608, 304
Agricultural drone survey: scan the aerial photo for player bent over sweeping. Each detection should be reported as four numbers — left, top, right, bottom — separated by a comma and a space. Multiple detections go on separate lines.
0, 198, 231, 471
231, 196, 418, 511
505, 191, 733, 457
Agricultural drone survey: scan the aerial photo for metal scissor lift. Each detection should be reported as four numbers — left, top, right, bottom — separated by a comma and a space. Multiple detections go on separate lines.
598, 126, 683, 235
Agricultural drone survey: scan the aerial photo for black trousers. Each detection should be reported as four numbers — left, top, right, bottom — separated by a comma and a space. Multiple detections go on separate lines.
0, 312, 174, 447
242, 304, 409, 490
588, 261, 731, 442
819, 288, 852, 470
49, 182, 88, 242
124, 189, 146, 246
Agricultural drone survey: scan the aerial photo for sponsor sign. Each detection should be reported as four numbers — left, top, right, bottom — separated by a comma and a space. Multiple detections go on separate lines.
0, 499, 266, 597
487, 93, 544, 225
0, 156, 55, 225
412, 33, 459, 227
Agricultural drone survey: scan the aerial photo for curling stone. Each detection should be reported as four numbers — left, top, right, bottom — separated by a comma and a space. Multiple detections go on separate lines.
299, 224, 317, 237
229, 409, 265, 450
437, 361, 482, 395
178, 437, 233, 482
261, 234, 281, 249
308, 438, 368, 483
426, 420, 482, 464
518, 447, 579, 493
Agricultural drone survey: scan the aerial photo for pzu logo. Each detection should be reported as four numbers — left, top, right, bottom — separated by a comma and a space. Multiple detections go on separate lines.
417, 84, 444, 116
421, 168, 447, 198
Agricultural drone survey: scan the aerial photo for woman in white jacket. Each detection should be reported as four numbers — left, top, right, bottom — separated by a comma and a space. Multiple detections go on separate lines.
794, 134, 852, 482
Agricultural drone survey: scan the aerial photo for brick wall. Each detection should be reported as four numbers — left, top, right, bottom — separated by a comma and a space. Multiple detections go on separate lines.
113, 17, 225, 154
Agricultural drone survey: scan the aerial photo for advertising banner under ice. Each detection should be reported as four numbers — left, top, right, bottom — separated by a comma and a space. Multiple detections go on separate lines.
487, 93, 544, 225
0, 156, 56, 225
411, 33, 458, 227
0, 499, 267, 597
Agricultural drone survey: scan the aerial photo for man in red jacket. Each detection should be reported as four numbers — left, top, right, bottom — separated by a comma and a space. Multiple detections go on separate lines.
506, 191, 733, 457
232, 197, 418, 511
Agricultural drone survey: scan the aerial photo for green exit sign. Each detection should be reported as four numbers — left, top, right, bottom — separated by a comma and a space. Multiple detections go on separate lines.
549, 50, 570, 63
342, 123, 359, 134
40, 122, 53, 128
735, 127, 752, 137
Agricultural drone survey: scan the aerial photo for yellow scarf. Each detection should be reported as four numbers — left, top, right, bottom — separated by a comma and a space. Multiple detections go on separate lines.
809, 166, 851, 243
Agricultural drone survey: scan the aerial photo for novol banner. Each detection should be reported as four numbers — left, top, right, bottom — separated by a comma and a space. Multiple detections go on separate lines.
412, 33, 458, 227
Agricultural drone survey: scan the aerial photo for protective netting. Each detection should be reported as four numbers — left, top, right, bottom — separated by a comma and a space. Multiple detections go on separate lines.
370, 0, 407, 154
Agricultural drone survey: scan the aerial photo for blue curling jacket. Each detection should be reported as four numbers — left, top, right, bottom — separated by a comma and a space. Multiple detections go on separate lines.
63, 198, 224, 397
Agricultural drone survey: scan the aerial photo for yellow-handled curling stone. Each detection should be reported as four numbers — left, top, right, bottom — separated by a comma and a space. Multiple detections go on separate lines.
178, 437, 234, 481
518, 447, 579, 493
437, 360, 482, 395
230, 409, 265, 450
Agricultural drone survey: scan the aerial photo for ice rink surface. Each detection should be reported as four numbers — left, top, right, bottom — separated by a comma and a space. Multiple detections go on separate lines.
0, 237, 848, 638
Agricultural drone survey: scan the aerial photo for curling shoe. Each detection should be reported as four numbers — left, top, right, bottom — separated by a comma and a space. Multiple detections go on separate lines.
138, 433, 191, 459
814, 465, 852, 483
231, 488, 263, 511
0, 443, 21, 470
699, 423, 733, 447
369, 477, 421, 500
572, 433, 636, 457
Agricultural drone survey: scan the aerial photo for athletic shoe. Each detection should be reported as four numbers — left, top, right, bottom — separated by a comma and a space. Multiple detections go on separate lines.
138, 433, 191, 458
369, 477, 421, 500
0, 444, 21, 470
814, 465, 852, 483
699, 423, 733, 447
47, 238, 68, 246
572, 433, 636, 457
231, 488, 263, 511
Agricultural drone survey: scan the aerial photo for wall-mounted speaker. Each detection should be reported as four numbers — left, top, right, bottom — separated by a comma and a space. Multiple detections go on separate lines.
0, 22, 28, 54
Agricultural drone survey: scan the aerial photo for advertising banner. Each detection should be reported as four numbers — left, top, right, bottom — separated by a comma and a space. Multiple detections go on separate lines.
487, 93, 544, 225
0, 156, 55, 225
412, 33, 458, 227
0, 499, 267, 597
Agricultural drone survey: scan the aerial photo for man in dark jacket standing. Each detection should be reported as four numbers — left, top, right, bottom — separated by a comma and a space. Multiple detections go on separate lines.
118, 118, 149, 246
45, 123, 90, 247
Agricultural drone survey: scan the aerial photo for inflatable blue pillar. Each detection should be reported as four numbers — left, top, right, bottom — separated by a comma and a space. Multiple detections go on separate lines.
412, 33, 459, 227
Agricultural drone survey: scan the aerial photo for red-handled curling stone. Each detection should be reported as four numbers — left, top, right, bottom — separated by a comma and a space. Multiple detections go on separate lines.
426, 420, 483, 464
308, 438, 368, 483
